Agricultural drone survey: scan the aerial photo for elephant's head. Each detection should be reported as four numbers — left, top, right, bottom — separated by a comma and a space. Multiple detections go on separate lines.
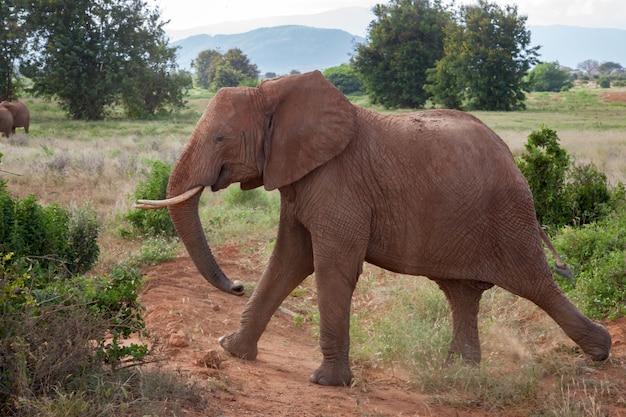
136, 71, 356, 295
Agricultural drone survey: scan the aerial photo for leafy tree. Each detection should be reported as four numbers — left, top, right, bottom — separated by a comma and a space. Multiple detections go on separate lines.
426, 0, 539, 111
192, 48, 259, 90
224, 48, 259, 81
119, 33, 192, 118
20, 0, 184, 120
352, 0, 451, 108
527, 62, 572, 92
323, 64, 363, 94
598, 61, 623, 75
193, 49, 222, 89
0, 0, 27, 101
577, 59, 599, 76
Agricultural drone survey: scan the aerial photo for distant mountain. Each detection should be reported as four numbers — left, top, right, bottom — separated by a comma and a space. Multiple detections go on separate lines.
530, 25, 626, 68
170, 16, 626, 76
173, 25, 364, 75
167, 7, 374, 41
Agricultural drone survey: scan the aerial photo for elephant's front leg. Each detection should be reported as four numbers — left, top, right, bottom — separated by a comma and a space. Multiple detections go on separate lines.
435, 279, 493, 363
219, 219, 314, 360
309, 260, 361, 386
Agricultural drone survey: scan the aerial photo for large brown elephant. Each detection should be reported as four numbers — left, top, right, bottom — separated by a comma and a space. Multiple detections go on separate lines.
0, 107, 12, 137
136, 71, 611, 386
0, 101, 30, 134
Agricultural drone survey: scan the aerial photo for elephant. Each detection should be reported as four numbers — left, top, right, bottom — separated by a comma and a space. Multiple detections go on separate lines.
0, 107, 12, 137
135, 70, 611, 386
0, 101, 30, 134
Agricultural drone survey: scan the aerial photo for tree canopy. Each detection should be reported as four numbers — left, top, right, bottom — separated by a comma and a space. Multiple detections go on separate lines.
598, 61, 623, 75
425, 0, 539, 110
193, 48, 259, 91
352, 0, 450, 108
527, 62, 572, 92
6, 0, 190, 120
323, 65, 363, 94
577, 59, 599, 76
0, 1, 28, 101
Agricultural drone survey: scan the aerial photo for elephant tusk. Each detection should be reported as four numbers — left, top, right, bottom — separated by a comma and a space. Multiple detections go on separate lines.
133, 185, 204, 210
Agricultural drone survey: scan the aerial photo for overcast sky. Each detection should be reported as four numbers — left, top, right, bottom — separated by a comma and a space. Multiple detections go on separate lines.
157, 0, 626, 31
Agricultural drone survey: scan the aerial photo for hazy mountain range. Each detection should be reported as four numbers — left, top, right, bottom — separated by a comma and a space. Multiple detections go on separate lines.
169, 7, 626, 74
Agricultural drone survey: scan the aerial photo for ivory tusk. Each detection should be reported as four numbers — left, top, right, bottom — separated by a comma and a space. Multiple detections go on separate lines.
133, 185, 204, 210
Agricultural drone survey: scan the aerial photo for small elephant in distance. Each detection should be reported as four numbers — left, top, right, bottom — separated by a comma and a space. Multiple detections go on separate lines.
0, 101, 30, 135
0, 107, 12, 137
135, 71, 611, 386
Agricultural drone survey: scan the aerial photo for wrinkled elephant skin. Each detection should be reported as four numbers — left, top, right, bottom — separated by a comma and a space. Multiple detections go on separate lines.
164, 71, 611, 386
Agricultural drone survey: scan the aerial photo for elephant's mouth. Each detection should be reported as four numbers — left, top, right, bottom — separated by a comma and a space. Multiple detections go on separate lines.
212, 164, 262, 192
211, 165, 231, 192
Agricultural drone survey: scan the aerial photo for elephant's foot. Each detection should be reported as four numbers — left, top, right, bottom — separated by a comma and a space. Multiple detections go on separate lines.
446, 339, 481, 365
218, 331, 258, 360
445, 351, 480, 365
309, 361, 353, 386
580, 323, 611, 361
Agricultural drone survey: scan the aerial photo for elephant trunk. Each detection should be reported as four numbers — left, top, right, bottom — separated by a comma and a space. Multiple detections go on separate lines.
167, 185, 244, 296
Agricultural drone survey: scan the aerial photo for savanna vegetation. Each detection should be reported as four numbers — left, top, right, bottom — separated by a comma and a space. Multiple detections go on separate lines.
1, 84, 625, 415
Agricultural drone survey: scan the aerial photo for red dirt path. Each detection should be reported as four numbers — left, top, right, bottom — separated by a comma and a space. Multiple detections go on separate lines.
139, 246, 626, 417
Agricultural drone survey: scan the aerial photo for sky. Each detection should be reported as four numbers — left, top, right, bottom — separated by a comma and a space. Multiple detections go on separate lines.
157, 0, 626, 32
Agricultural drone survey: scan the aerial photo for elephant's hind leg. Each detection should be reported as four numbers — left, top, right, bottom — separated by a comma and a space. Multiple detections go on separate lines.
435, 279, 493, 363
499, 265, 611, 362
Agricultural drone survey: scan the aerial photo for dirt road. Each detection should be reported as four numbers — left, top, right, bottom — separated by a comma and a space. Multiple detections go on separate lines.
140, 246, 626, 417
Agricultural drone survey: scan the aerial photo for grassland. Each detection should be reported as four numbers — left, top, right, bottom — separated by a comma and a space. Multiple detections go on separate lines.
2, 86, 626, 416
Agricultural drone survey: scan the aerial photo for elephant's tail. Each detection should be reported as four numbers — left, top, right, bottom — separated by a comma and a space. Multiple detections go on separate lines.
539, 226, 574, 281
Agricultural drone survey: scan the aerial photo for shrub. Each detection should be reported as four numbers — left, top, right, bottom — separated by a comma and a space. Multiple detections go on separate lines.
553, 202, 626, 319
125, 161, 176, 237
0, 259, 147, 413
526, 62, 573, 92
563, 164, 611, 225
516, 126, 612, 230
516, 126, 570, 228
323, 65, 364, 95
223, 185, 271, 209
0, 185, 100, 278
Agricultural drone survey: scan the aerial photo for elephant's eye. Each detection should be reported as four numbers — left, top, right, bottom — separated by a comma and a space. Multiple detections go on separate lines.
214, 135, 225, 143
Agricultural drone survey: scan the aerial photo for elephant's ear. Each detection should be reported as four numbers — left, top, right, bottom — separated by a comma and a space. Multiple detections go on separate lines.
260, 70, 356, 191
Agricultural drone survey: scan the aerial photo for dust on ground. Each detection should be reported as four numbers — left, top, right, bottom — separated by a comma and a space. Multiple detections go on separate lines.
601, 91, 626, 104
138, 245, 626, 417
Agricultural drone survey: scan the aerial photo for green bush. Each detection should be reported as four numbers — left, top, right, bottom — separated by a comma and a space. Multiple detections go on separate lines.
125, 161, 176, 237
553, 202, 626, 319
516, 126, 612, 230
526, 62, 573, 92
516, 126, 570, 228
0, 185, 100, 278
0, 259, 147, 413
223, 185, 271, 209
323, 64, 364, 95
564, 164, 611, 225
